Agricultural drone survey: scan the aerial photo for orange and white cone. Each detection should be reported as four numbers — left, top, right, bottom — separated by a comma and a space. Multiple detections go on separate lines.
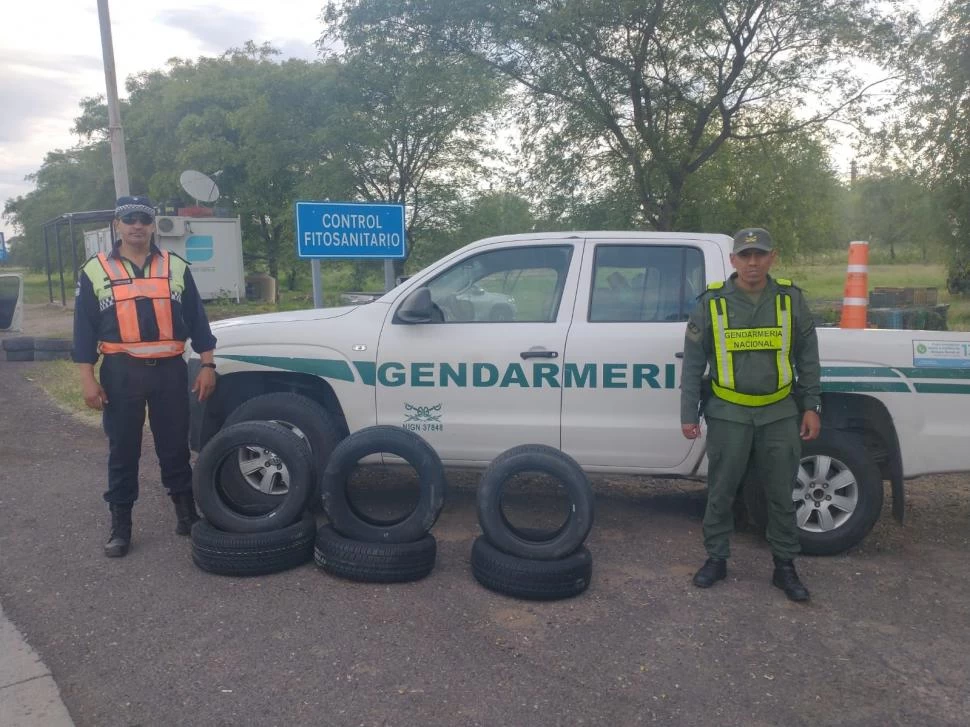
840, 240, 869, 329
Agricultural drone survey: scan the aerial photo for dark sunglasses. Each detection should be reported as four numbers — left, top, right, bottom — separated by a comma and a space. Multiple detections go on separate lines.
118, 212, 154, 225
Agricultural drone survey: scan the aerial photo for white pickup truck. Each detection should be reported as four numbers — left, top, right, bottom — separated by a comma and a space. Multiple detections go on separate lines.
189, 232, 970, 555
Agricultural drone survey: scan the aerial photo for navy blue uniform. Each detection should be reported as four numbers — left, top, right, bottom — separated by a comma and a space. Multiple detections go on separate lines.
72, 244, 216, 505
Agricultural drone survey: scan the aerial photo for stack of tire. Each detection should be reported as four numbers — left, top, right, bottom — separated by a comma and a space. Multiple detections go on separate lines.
2, 336, 73, 362
190, 391, 342, 576
314, 426, 446, 584
472, 444, 594, 601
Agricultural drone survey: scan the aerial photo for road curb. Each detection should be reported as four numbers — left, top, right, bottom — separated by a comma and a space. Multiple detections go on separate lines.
0, 603, 74, 727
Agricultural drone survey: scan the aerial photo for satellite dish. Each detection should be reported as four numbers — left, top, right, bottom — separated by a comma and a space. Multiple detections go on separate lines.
179, 170, 220, 204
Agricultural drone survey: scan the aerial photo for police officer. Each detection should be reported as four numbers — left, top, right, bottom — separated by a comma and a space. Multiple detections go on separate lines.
72, 195, 217, 557
680, 227, 821, 601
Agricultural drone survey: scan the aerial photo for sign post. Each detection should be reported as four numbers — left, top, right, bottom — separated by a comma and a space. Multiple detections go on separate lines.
295, 202, 407, 308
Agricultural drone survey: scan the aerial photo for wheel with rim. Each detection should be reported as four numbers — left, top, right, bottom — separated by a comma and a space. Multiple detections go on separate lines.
471, 535, 592, 601
321, 426, 446, 543
743, 430, 883, 555
221, 393, 341, 514
477, 444, 594, 560
194, 420, 313, 533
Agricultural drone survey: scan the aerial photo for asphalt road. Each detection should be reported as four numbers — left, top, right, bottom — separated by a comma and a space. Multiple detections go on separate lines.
1, 361, 969, 727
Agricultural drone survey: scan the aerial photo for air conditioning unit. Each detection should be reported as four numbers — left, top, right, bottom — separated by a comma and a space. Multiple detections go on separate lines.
156, 216, 185, 236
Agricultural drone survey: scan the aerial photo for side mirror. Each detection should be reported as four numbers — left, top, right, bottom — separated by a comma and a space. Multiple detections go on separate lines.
394, 287, 434, 324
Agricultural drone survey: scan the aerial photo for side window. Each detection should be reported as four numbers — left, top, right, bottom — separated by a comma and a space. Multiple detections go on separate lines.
589, 245, 705, 322
425, 246, 573, 323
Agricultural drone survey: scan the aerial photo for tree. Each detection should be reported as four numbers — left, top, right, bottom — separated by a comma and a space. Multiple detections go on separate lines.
843, 171, 944, 263
677, 125, 843, 258
111, 44, 354, 282
2, 143, 116, 271
895, 1, 970, 286
330, 0, 912, 230
320, 13, 509, 276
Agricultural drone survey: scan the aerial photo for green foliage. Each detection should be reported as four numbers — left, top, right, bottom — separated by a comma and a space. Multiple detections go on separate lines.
2, 143, 116, 271
332, 0, 913, 230
894, 1, 970, 283
318, 19, 509, 271
677, 128, 842, 256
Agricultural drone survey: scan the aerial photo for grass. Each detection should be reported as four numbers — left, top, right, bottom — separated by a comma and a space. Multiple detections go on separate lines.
25, 359, 102, 425
773, 261, 970, 331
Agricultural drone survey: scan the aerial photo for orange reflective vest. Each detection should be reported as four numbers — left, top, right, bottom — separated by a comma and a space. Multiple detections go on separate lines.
94, 251, 186, 358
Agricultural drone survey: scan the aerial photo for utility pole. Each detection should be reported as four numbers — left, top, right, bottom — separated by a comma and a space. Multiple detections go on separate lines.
97, 0, 130, 198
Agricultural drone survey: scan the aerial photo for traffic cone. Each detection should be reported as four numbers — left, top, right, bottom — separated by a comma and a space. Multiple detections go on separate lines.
840, 240, 869, 328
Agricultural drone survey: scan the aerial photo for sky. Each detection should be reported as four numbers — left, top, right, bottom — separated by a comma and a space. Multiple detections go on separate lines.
0, 1, 327, 242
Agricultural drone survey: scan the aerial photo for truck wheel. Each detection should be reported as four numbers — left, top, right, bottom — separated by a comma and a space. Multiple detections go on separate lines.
194, 421, 313, 533
477, 444, 594, 560
191, 512, 316, 577
222, 393, 341, 514
313, 525, 436, 583
321, 426, 446, 543
471, 535, 592, 601
743, 430, 883, 556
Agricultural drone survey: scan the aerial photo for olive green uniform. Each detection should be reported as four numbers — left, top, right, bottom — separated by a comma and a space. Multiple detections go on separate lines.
680, 274, 821, 560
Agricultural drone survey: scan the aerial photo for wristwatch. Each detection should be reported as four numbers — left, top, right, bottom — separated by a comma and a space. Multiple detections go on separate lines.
201, 363, 216, 370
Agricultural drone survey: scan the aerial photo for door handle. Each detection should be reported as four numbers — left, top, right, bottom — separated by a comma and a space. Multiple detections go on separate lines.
521, 350, 559, 360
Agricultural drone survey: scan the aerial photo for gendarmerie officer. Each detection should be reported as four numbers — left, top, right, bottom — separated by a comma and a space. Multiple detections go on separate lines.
680, 227, 821, 601
72, 195, 217, 557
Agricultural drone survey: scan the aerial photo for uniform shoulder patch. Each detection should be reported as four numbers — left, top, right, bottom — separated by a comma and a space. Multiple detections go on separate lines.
775, 277, 793, 287
706, 281, 724, 291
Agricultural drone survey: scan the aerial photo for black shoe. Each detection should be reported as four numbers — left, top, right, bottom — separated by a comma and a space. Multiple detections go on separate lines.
104, 504, 132, 558
772, 558, 810, 602
171, 492, 200, 536
692, 557, 727, 588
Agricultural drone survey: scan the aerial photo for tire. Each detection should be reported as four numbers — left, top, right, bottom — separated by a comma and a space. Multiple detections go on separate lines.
321, 426, 446, 543
33, 350, 71, 361
193, 421, 313, 533
743, 430, 883, 556
477, 444, 594, 560
1, 336, 33, 352
471, 535, 592, 601
33, 338, 72, 351
4, 350, 33, 362
191, 512, 316, 576
313, 524, 436, 583
222, 393, 342, 514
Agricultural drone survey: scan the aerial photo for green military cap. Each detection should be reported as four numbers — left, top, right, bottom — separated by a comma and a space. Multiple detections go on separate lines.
732, 227, 773, 253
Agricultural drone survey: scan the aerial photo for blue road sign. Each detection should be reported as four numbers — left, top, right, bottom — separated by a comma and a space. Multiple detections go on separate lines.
296, 202, 406, 259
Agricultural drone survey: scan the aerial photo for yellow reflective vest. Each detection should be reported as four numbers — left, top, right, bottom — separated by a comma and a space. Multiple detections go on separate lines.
707, 279, 794, 407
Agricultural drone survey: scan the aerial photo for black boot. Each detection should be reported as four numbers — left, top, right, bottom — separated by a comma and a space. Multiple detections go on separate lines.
171, 491, 200, 536
692, 557, 727, 588
772, 557, 810, 602
104, 504, 132, 558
